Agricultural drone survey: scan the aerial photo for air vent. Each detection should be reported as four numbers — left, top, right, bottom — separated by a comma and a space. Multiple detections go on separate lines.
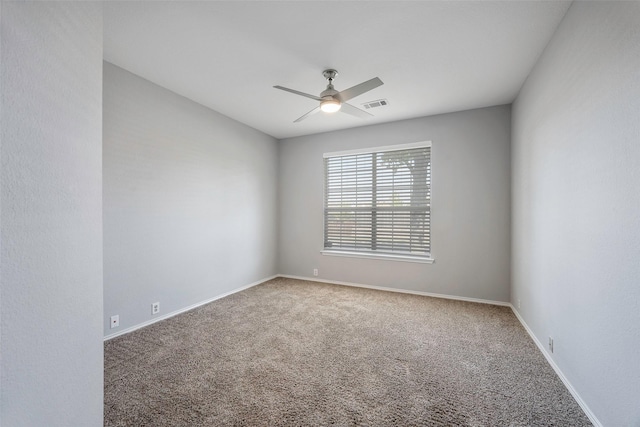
362, 99, 389, 109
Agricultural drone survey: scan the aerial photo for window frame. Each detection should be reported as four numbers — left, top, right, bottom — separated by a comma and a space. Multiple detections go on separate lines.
321, 141, 434, 264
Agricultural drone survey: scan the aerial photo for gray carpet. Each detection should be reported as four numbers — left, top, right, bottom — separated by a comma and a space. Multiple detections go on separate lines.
104, 277, 592, 426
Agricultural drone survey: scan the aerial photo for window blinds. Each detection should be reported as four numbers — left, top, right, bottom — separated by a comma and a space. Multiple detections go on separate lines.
324, 144, 431, 257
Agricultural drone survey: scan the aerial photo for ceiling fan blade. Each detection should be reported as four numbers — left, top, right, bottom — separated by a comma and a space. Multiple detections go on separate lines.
336, 77, 383, 102
339, 102, 374, 119
294, 106, 321, 123
274, 85, 323, 101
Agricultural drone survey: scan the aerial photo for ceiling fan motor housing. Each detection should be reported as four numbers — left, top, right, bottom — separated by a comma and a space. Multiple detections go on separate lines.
321, 70, 340, 100
320, 86, 339, 99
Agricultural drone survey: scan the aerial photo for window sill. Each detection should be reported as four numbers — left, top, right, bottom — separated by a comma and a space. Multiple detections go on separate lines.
321, 250, 434, 264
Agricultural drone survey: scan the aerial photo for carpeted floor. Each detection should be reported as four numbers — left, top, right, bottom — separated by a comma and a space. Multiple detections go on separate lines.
104, 277, 592, 426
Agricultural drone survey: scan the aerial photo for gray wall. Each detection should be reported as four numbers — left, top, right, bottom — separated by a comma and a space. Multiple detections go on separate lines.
103, 63, 278, 336
0, 2, 104, 425
279, 106, 511, 302
512, 2, 640, 426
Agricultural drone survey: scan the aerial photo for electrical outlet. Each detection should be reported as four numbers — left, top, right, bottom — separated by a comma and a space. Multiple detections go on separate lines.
110, 315, 119, 329
152, 302, 160, 315
313, 268, 318, 277
548, 337, 554, 353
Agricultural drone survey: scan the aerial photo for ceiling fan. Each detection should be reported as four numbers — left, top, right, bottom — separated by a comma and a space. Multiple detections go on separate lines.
274, 69, 384, 123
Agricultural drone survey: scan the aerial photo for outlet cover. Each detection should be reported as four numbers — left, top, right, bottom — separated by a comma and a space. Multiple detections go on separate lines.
152, 302, 160, 315
110, 315, 119, 329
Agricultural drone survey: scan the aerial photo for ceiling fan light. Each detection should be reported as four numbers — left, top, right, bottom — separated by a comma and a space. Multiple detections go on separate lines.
320, 99, 341, 113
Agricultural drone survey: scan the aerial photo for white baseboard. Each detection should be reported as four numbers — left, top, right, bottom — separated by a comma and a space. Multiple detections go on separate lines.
104, 274, 507, 341
103, 275, 277, 341
510, 306, 602, 427
277, 274, 511, 307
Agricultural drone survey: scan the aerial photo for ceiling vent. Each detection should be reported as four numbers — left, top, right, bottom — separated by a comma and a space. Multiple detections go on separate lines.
362, 99, 389, 109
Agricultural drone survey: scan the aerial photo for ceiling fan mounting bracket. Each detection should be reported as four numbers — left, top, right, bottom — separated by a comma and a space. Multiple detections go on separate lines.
322, 69, 338, 81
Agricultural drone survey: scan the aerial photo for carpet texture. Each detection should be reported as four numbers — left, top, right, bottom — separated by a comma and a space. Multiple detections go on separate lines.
104, 278, 592, 426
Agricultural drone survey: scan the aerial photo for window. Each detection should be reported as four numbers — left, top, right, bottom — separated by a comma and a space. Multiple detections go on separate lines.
323, 141, 432, 262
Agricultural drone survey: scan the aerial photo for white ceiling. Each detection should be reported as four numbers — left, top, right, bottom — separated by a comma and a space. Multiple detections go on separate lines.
104, 1, 571, 140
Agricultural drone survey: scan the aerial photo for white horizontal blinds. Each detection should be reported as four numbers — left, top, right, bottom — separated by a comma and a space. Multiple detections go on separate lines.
324, 153, 375, 251
324, 145, 431, 256
375, 147, 431, 254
